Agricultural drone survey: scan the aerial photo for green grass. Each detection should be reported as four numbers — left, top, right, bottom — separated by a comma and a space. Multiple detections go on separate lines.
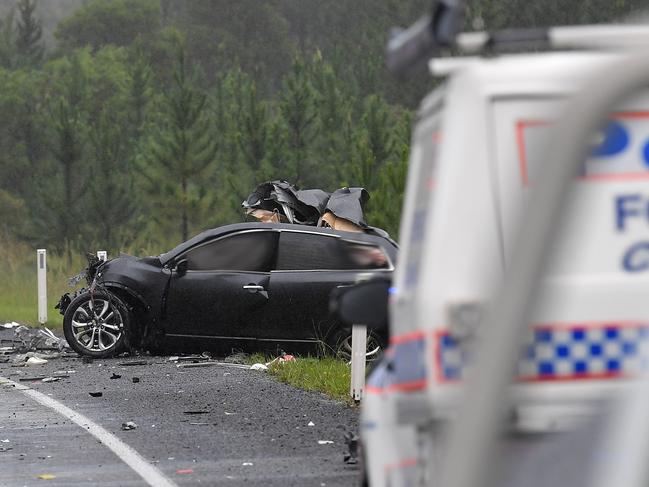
249, 353, 354, 405
0, 245, 89, 329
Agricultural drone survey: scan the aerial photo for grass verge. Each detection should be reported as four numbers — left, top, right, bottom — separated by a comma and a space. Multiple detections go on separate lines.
249, 353, 354, 405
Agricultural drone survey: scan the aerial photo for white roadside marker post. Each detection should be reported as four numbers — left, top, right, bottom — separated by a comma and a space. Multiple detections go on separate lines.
37, 249, 47, 325
350, 324, 367, 401
97, 251, 107, 262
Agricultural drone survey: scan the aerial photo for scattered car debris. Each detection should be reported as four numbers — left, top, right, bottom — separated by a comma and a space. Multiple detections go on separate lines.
14, 325, 69, 352
118, 361, 147, 366
318, 440, 334, 445
308, 421, 315, 427
41, 377, 61, 383
17, 374, 68, 382
26, 357, 48, 366
121, 421, 138, 431
110, 373, 121, 379
0, 447, 12, 452
132, 377, 140, 383
242, 462, 253, 466
168, 354, 211, 363
189, 422, 208, 426
183, 410, 210, 415
89, 392, 103, 397
176, 361, 220, 369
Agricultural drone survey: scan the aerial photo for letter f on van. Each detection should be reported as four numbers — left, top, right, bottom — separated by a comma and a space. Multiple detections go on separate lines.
615, 194, 642, 231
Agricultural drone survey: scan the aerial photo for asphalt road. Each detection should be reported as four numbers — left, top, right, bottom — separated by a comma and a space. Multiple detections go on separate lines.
0, 354, 360, 487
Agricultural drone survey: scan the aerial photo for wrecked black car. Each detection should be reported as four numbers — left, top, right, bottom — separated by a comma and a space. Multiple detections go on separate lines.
57, 222, 397, 358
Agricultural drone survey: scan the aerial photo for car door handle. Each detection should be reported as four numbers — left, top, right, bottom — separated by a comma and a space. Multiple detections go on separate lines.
243, 285, 265, 291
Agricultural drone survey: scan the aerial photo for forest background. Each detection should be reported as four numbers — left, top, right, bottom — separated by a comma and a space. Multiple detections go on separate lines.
0, 0, 645, 324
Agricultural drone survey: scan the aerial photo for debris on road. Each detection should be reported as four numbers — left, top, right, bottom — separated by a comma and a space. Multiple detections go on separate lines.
18, 375, 68, 382
121, 421, 138, 431
183, 410, 210, 415
176, 469, 194, 474
14, 325, 69, 352
250, 363, 268, 371
118, 361, 148, 366
36, 473, 56, 480
110, 373, 121, 379
308, 421, 315, 427
132, 377, 140, 383
242, 462, 253, 466
26, 356, 48, 365
318, 440, 334, 445
168, 354, 211, 363
42, 377, 61, 383
89, 392, 103, 397
176, 361, 220, 369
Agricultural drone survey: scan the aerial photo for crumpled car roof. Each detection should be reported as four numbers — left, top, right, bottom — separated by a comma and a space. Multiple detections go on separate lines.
242, 180, 370, 227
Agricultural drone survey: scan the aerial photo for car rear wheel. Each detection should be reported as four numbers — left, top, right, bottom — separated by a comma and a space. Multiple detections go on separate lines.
63, 291, 129, 358
334, 329, 385, 363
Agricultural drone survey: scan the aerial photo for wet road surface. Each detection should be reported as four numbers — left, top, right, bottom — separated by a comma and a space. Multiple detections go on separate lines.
0, 355, 359, 486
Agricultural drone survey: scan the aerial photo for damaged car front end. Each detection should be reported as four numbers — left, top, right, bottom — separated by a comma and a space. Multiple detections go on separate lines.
56, 252, 166, 357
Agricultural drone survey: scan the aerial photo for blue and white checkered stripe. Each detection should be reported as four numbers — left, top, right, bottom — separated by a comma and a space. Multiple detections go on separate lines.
438, 324, 649, 382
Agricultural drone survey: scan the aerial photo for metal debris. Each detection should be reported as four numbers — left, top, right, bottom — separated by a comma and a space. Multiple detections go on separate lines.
176, 361, 220, 368
89, 392, 103, 397
183, 411, 210, 415
121, 421, 138, 431
42, 377, 62, 383
110, 373, 121, 379
26, 357, 48, 366
118, 361, 147, 366
132, 377, 140, 383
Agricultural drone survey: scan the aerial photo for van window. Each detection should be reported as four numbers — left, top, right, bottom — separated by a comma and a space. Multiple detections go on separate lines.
184, 231, 278, 272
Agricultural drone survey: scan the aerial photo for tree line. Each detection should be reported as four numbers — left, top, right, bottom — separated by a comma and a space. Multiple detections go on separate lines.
0, 0, 643, 259
1, 0, 417, 260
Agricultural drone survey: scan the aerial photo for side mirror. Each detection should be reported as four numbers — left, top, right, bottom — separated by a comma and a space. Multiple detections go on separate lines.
330, 279, 390, 329
174, 259, 188, 276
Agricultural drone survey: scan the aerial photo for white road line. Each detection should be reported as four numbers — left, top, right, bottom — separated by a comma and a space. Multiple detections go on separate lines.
0, 376, 178, 487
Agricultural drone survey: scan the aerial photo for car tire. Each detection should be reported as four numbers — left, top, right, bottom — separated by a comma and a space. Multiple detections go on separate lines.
333, 328, 386, 363
63, 291, 129, 358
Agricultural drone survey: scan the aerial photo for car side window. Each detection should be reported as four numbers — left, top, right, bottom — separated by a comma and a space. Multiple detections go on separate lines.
184, 231, 278, 272
276, 232, 390, 271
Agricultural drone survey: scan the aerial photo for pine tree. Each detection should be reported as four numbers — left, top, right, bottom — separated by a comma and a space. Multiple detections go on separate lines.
15, 0, 43, 67
138, 37, 217, 242
278, 56, 317, 187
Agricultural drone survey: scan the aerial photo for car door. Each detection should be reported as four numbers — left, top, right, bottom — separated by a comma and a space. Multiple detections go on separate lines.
164, 230, 278, 339
264, 231, 384, 343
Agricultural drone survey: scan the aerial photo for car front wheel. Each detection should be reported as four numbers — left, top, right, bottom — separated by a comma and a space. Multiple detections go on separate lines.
63, 291, 129, 358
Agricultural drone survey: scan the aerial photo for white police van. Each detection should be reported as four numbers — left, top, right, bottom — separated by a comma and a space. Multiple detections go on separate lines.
359, 11, 649, 487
